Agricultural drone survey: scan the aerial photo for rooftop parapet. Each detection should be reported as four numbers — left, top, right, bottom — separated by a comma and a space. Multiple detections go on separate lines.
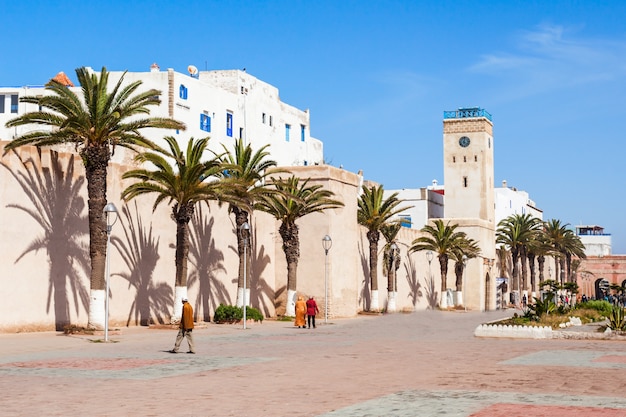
443, 107, 492, 122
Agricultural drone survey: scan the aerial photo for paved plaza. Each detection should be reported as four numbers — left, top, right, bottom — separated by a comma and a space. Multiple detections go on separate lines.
1, 310, 625, 416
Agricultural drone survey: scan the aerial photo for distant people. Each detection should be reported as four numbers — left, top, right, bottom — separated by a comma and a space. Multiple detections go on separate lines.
306, 296, 320, 329
522, 294, 527, 308
169, 298, 195, 354
295, 296, 307, 329
582, 294, 588, 303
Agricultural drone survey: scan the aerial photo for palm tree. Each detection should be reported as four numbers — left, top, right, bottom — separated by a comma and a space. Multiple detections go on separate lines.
381, 222, 402, 312
4, 67, 184, 329
121, 136, 226, 322
542, 219, 569, 287
562, 229, 587, 283
409, 219, 467, 308
496, 213, 541, 304
217, 138, 279, 307
357, 184, 409, 311
450, 237, 481, 306
257, 175, 343, 316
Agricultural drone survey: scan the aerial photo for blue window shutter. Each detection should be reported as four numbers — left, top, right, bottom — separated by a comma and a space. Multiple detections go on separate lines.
226, 112, 233, 137
200, 114, 211, 132
179, 85, 188, 100
285, 124, 290, 141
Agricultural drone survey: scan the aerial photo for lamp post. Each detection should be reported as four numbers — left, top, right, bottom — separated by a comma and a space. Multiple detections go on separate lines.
426, 251, 436, 306
462, 254, 468, 311
322, 235, 332, 324
103, 202, 118, 342
240, 222, 250, 329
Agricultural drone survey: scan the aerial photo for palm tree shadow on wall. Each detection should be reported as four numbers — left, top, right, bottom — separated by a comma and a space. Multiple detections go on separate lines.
112, 202, 170, 326
1, 149, 89, 330
403, 254, 425, 308
188, 205, 229, 322
358, 237, 371, 311
423, 272, 438, 309
228, 223, 277, 317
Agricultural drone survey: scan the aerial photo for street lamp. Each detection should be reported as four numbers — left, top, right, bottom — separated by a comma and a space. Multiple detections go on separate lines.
240, 222, 250, 329
103, 202, 118, 342
426, 251, 437, 306
462, 254, 468, 311
322, 235, 332, 324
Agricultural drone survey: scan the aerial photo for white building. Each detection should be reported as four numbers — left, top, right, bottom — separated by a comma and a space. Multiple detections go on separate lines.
0, 65, 324, 167
387, 179, 542, 232
576, 225, 612, 257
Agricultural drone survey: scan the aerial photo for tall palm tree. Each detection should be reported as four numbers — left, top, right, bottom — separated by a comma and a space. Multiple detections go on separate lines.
526, 232, 555, 296
121, 136, 227, 321
381, 222, 402, 312
542, 219, 569, 287
409, 219, 467, 308
257, 175, 343, 316
357, 184, 409, 311
562, 229, 587, 283
496, 213, 541, 303
216, 138, 280, 307
4, 67, 184, 328
450, 237, 481, 302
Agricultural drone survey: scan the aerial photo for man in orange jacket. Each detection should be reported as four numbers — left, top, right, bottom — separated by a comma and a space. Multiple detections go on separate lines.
169, 298, 195, 354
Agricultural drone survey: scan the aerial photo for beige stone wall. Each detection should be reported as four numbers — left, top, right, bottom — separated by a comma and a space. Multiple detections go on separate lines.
0, 143, 449, 332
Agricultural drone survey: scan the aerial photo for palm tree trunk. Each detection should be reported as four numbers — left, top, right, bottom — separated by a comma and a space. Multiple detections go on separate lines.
367, 230, 380, 311
387, 251, 396, 312
84, 145, 110, 330
172, 204, 193, 322
439, 254, 449, 308
233, 206, 251, 307
280, 222, 299, 316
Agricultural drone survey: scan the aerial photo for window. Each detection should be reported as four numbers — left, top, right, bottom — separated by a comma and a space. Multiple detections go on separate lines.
0, 95, 4, 113
463, 176, 468, 187
463, 156, 467, 162
179, 85, 188, 100
474, 155, 477, 162
226, 112, 233, 137
10, 94, 18, 113
239, 127, 244, 139
303, 160, 308, 166
453, 156, 456, 163
285, 124, 291, 141
200, 113, 211, 132
269, 115, 273, 126
262, 113, 266, 124
301, 125, 306, 142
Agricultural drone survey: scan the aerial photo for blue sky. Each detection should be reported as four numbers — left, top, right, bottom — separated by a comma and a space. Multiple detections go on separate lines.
2, 0, 626, 253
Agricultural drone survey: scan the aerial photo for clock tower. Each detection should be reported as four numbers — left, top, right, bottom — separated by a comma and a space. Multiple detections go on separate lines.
442, 107, 496, 311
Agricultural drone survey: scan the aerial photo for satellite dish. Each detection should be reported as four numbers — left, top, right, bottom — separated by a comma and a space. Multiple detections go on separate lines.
188, 65, 198, 76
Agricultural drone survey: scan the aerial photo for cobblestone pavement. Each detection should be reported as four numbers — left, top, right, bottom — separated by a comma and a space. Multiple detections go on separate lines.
1, 310, 625, 417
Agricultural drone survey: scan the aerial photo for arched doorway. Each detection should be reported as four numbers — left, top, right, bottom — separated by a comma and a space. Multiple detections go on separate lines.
595, 278, 609, 300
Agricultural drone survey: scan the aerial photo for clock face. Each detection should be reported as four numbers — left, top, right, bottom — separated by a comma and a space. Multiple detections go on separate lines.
459, 136, 471, 147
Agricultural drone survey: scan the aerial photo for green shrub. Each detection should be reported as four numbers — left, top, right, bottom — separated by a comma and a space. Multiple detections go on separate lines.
577, 300, 612, 317
213, 304, 264, 323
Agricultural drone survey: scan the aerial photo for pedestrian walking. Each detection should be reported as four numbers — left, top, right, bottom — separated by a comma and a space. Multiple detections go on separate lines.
169, 297, 195, 353
295, 296, 307, 328
306, 296, 319, 329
